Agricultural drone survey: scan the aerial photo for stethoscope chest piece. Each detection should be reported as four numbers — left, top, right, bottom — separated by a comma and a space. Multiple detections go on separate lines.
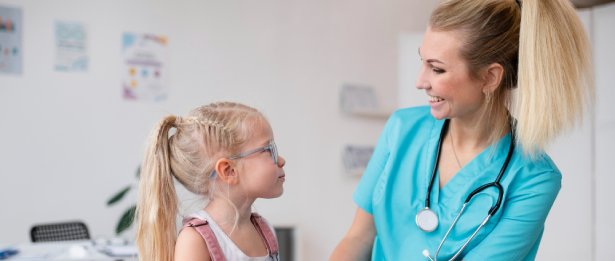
416, 208, 438, 232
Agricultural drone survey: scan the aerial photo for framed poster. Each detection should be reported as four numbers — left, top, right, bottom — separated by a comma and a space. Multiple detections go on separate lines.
122, 32, 169, 101
0, 5, 22, 75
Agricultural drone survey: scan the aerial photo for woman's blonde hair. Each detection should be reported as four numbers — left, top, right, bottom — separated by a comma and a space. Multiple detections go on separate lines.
135, 101, 265, 261
430, 0, 593, 155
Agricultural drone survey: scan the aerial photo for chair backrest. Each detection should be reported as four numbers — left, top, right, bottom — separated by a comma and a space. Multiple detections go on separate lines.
30, 221, 90, 242
274, 226, 294, 261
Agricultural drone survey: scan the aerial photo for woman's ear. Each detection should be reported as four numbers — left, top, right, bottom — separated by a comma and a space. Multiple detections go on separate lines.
482, 63, 504, 94
214, 158, 239, 185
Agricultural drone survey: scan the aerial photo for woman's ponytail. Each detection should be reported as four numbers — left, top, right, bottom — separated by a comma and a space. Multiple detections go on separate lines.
516, 0, 593, 155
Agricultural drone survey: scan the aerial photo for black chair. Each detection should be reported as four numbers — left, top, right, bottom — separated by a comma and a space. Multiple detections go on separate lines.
274, 226, 294, 261
30, 221, 90, 242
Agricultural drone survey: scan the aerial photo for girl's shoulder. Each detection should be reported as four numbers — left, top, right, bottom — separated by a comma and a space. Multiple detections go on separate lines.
179, 211, 277, 261
176, 224, 212, 261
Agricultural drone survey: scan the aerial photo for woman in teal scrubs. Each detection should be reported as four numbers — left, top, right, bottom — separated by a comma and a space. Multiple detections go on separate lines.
331, 0, 593, 260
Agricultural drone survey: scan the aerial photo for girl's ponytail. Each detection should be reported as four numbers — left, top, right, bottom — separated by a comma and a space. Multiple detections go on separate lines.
136, 115, 180, 261
516, 0, 593, 155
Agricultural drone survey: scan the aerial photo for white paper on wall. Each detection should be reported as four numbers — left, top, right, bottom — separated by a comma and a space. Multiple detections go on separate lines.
54, 21, 88, 72
339, 84, 379, 114
122, 32, 169, 102
0, 5, 22, 75
342, 144, 374, 176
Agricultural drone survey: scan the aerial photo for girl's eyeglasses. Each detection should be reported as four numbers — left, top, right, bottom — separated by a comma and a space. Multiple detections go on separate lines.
229, 140, 278, 165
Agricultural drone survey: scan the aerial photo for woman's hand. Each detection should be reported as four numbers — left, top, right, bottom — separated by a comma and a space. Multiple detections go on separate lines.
330, 208, 376, 261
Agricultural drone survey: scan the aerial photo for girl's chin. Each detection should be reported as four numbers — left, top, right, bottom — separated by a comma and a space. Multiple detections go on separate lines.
262, 189, 284, 199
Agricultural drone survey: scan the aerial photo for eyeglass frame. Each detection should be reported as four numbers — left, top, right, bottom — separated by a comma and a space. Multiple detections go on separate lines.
228, 140, 279, 165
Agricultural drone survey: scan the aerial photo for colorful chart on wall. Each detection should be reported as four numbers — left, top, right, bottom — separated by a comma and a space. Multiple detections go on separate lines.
54, 21, 88, 72
122, 32, 169, 102
0, 5, 22, 75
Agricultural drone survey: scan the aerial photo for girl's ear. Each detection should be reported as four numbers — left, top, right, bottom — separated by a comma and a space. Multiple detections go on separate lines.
214, 158, 239, 185
482, 63, 504, 94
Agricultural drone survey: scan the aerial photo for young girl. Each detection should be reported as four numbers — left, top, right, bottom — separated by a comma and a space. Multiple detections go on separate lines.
135, 102, 286, 261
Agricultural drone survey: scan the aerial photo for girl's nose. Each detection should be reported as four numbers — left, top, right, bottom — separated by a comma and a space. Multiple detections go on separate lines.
277, 155, 286, 168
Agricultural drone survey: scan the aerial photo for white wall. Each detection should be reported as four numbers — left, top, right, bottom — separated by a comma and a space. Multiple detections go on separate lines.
593, 2, 615, 260
0, 0, 438, 260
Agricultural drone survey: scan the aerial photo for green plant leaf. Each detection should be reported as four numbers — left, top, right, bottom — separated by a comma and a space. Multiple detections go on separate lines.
116, 205, 136, 235
107, 185, 131, 206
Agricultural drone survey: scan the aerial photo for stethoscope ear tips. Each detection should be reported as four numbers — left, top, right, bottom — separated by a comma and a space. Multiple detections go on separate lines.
423, 249, 435, 261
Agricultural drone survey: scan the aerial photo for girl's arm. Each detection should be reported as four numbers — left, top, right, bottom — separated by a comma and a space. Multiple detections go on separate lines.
175, 227, 212, 261
330, 208, 376, 261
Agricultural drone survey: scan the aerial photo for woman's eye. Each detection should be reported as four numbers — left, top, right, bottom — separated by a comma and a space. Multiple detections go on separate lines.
432, 68, 445, 74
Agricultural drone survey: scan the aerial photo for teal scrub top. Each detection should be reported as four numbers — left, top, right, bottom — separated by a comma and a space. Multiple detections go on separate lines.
353, 106, 561, 261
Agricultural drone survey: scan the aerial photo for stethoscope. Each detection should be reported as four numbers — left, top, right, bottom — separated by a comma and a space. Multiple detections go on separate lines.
416, 119, 516, 261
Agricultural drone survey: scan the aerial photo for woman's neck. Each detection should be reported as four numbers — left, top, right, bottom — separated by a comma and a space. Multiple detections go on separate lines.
449, 117, 490, 151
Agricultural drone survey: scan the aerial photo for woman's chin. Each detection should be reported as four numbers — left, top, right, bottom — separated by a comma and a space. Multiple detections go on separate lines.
430, 111, 448, 120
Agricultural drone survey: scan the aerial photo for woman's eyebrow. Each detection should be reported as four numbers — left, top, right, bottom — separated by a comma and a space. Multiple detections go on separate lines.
418, 48, 445, 64
426, 58, 445, 65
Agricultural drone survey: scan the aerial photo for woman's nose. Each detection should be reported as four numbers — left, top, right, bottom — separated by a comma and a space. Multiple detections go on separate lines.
416, 66, 429, 90
277, 155, 286, 168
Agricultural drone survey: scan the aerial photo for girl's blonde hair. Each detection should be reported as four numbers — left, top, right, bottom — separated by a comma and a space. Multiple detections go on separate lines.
430, 0, 593, 155
135, 101, 265, 261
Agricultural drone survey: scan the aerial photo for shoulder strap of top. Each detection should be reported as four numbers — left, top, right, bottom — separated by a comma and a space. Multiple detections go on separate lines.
250, 213, 279, 257
183, 218, 227, 261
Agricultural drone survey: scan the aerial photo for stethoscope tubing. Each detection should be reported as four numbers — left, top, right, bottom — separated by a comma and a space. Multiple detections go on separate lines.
425, 119, 449, 209
425, 119, 515, 211
423, 119, 516, 261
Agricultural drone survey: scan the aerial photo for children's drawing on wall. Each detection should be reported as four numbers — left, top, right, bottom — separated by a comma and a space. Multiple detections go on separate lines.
122, 32, 168, 101
0, 5, 22, 75
54, 21, 88, 72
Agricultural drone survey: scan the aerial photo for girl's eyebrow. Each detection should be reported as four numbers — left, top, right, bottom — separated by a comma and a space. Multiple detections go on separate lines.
257, 139, 273, 146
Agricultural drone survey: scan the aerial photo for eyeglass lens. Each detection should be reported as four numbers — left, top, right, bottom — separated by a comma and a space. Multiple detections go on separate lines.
270, 140, 278, 165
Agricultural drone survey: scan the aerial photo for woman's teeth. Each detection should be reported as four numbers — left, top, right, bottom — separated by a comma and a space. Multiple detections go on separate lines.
430, 96, 444, 102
